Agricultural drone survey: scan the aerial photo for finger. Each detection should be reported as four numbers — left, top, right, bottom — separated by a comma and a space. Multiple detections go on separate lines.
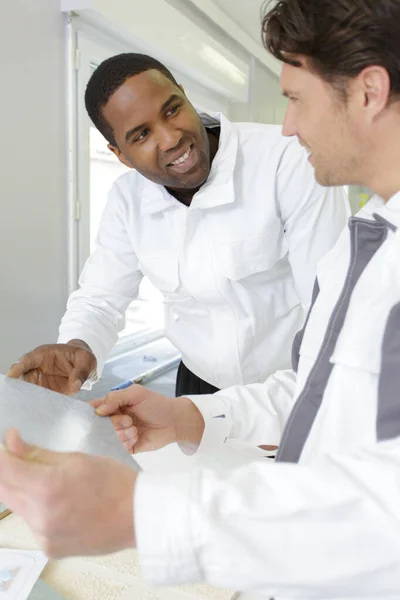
89, 398, 104, 409
95, 393, 124, 416
111, 414, 133, 429
118, 430, 139, 453
7, 353, 43, 379
123, 438, 138, 453
18, 369, 40, 385
69, 367, 91, 393
0, 448, 51, 522
95, 386, 143, 416
116, 424, 138, 443
3, 428, 27, 457
131, 438, 150, 454
0, 440, 46, 488
0, 478, 31, 519
3, 429, 65, 466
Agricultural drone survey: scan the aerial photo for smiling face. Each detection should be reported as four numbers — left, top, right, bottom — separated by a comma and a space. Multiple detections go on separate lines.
102, 69, 212, 191
280, 59, 367, 187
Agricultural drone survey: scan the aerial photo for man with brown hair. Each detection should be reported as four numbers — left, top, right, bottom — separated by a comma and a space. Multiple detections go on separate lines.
2, 1, 400, 598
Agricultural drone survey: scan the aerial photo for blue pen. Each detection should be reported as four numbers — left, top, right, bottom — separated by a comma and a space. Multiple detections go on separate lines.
110, 379, 134, 391
110, 356, 181, 392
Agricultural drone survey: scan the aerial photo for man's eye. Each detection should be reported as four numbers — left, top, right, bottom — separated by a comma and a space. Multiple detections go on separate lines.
166, 105, 180, 117
134, 129, 149, 143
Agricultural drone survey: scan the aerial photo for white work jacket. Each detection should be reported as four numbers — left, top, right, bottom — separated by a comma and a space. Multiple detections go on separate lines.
58, 114, 348, 388
135, 194, 400, 599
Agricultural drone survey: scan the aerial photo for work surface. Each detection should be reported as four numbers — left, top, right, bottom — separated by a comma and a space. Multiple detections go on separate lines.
0, 509, 233, 600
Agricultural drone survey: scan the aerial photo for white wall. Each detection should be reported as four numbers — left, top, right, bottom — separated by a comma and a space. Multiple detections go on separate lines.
252, 60, 285, 124
0, 0, 68, 371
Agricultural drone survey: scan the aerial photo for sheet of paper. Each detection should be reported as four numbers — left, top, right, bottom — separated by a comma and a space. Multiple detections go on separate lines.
0, 375, 139, 470
0, 549, 47, 600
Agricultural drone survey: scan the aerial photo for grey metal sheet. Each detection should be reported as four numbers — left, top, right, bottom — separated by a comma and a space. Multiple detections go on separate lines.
0, 375, 139, 470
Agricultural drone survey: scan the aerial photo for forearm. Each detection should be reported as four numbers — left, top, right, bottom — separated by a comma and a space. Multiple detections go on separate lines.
173, 396, 205, 448
58, 293, 122, 377
59, 184, 143, 378
135, 438, 400, 597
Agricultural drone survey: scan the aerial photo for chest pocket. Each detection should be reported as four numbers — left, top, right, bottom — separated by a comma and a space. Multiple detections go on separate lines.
214, 227, 288, 281
138, 256, 179, 293
330, 303, 388, 376
328, 245, 400, 376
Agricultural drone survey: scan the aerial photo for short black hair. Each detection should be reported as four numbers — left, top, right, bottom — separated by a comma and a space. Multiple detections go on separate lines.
85, 53, 179, 146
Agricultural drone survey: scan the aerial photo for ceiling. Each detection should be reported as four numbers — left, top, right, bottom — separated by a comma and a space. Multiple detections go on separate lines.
212, 0, 272, 45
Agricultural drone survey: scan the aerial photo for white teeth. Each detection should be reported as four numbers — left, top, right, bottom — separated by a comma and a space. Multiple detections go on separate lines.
171, 146, 191, 166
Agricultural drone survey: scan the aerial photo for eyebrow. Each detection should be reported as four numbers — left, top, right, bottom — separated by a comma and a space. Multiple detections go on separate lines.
124, 93, 182, 143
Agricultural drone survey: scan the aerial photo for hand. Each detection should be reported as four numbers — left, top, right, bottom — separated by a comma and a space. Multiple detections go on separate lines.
0, 429, 137, 558
91, 385, 205, 454
91, 385, 179, 453
7, 340, 97, 395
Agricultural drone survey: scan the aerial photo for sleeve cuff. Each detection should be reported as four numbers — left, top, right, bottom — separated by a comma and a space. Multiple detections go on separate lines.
80, 370, 100, 391
183, 394, 233, 455
135, 471, 202, 586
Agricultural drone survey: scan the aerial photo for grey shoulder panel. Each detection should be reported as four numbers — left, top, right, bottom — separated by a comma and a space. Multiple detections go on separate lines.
277, 217, 388, 463
377, 302, 400, 441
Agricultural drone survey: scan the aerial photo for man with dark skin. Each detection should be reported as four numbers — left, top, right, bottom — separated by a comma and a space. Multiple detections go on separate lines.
8, 54, 348, 398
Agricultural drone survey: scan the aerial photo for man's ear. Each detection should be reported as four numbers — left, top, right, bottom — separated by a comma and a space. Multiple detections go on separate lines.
358, 66, 391, 119
107, 144, 133, 169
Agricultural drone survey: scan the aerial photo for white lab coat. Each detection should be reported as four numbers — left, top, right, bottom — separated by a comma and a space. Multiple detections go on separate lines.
58, 114, 349, 388
135, 194, 400, 599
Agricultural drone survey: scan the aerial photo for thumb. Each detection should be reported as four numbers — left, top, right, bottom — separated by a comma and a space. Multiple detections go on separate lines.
94, 393, 122, 416
4, 429, 61, 465
89, 398, 104, 410
94, 386, 143, 416
3, 429, 27, 457
69, 366, 91, 393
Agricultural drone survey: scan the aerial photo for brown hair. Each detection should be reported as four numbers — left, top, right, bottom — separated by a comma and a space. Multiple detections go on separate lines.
262, 0, 400, 98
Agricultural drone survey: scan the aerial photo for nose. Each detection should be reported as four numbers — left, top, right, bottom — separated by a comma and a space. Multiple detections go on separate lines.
157, 123, 183, 153
281, 103, 297, 138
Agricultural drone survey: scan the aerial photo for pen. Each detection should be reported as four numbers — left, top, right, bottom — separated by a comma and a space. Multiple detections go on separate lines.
109, 356, 181, 392
110, 379, 134, 391
0, 509, 12, 521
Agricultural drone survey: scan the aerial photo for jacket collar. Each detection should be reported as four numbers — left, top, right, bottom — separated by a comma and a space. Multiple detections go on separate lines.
379, 191, 400, 229
140, 112, 238, 215
360, 191, 400, 230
